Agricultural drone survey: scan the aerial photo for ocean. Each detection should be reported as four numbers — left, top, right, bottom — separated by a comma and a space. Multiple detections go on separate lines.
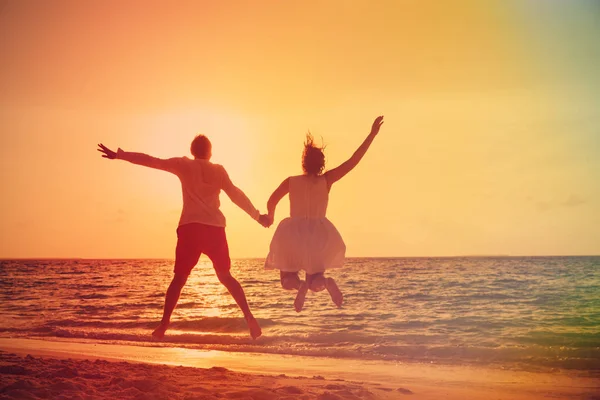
1, 257, 598, 373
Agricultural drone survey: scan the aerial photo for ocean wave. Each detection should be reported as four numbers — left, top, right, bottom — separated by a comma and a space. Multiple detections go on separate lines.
1, 316, 280, 334
68, 284, 119, 290
77, 293, 111, 300
5, 328, 599, 371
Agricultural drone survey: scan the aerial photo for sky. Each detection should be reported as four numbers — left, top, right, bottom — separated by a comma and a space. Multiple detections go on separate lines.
0, 0, 599, 258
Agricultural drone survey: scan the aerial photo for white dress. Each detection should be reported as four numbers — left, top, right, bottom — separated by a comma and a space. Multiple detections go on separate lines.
265, 174, 346, 274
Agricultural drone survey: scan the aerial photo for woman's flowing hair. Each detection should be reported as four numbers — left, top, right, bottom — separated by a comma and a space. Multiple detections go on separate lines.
302, 132, 326, 175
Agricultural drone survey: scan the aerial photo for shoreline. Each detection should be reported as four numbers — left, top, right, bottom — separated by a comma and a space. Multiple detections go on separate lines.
1, 338, 598, 399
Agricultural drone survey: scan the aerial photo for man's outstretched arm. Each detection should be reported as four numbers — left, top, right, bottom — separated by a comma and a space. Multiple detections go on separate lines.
97, 143, 182, 174
220, 166, 261, 222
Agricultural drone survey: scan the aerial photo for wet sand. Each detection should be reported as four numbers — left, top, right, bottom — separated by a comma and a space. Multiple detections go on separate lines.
1, 338, 597, 399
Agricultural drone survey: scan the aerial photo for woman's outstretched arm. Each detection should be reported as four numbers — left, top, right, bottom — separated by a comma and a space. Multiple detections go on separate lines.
324, 116, 384, 187
267, 177, 290, 223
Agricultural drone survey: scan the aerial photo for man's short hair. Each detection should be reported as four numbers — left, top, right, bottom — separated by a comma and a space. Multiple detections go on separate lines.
190, 135, 212, 159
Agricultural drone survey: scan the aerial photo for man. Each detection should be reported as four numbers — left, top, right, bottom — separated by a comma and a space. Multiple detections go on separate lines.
97, 134, 270, 339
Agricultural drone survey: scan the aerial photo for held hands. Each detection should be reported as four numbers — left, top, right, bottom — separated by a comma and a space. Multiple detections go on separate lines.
370, 115, 384, 136
97, 143, 117, 159
258, 214, 273, 228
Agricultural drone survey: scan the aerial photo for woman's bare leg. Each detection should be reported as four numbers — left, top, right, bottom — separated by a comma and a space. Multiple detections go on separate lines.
325, 277, 343, 308
294, 280, 309, 312
280, 271, 302, 290
307, 273, 326, 292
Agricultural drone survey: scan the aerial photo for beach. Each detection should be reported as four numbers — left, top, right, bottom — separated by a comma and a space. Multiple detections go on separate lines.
1, 338, 598, 400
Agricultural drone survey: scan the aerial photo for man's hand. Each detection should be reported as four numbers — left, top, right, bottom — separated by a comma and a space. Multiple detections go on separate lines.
97, 143, 117, 159
370, 115, 384, 136
258, 214, 272, 228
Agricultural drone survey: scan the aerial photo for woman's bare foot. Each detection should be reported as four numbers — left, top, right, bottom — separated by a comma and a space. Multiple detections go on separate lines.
294, 281, 309, 312
152, 321, 169, 340
325, 277, 343, 308
246, 316, 262, 340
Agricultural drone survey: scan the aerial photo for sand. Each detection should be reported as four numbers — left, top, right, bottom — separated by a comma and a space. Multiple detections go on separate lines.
1, 338, 598, 400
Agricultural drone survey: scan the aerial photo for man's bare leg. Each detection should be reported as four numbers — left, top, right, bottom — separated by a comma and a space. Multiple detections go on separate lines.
216, 270, 262, 339
325, 277, 343, 308
152, 273, 189, 339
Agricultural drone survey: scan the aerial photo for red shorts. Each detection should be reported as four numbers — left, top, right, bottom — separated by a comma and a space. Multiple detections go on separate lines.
174, 223, 231, 276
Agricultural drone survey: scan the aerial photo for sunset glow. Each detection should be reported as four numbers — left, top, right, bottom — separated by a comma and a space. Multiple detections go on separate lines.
1, 0, 598, 258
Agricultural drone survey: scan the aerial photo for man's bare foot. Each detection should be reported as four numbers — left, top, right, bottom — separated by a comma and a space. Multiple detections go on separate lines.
152, 322, 169, 340
294, 281, 309, 313
246, 316, 262, 340
326, 277, 343, 308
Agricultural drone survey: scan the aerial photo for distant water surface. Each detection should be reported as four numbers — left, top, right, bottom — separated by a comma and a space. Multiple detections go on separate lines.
1, 257, 598, 372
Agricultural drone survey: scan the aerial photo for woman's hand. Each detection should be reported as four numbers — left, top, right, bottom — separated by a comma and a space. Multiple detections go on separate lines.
258, 214, 273, 228
370, 115, 384, 136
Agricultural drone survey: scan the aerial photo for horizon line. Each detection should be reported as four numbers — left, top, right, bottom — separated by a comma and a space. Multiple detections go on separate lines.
1, 254, 599, 261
